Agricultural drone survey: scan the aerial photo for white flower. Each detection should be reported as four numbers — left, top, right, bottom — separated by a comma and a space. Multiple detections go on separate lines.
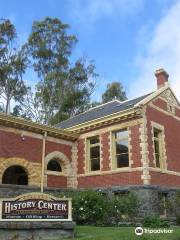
80, 207, 83, 211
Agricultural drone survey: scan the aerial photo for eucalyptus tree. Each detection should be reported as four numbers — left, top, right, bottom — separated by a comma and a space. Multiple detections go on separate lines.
0, 19, 28, 113
25, 17, 97, 124
102, 82, 127, 103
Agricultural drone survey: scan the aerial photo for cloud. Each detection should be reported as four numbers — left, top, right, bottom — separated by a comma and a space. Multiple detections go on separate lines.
129, 1, 180, 100
68, 0, 143, 33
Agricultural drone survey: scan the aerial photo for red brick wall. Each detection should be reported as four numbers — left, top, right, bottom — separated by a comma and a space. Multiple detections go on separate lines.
78, 172, 142, 188
0, 127, 73, 164
77, 139, 85, 174
146, 103, 180, 171
47, 175, 67, 188
130, 124, 141, 167
152, 98, 167, 111
150, 171, 180, 187
101, 132, 110, 171
0, 130, 42, 163
175, 107, 180, 118
45, 140, 72, 161
0, 130, 73, 164
146, 98, 180, 186
76, 120, 143, 188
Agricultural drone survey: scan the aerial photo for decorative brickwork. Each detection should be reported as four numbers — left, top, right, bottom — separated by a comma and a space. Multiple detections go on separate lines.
70, 142, 78, 188
139, 107, 151, 184
128, 128, 133, 167
130, 124, 141, 168
0, 158, 41, 187
161, 89, 178, 107
101, 132, 110, 171
77, 139, 85, 174
45, 151, 73, 188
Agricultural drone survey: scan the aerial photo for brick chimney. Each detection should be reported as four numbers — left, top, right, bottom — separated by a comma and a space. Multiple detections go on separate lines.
155, 68, 169, 89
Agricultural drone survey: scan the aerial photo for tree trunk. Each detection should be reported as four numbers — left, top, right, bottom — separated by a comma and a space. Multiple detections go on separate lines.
5, 98, 10, 114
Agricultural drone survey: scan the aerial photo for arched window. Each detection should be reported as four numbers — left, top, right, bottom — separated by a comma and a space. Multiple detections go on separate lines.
47, 159, 62, 172
2, 165, 28, 185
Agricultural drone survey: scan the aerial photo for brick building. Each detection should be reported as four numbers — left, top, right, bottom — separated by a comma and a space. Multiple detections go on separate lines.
0, 68, 180, 217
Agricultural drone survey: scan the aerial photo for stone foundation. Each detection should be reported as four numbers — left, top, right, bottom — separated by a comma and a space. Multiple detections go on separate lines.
89, 185, 180, 219
0, 221, 75, 240
0, 184, 179, 219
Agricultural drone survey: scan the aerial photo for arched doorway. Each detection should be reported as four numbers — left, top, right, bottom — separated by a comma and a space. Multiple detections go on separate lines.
2, 165, 28, 185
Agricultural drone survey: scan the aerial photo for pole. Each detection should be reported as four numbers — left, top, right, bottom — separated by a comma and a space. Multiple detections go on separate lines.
41, 131, 47, 192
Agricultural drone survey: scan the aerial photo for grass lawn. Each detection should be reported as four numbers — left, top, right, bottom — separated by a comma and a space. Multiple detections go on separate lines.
73, 226, 180, 240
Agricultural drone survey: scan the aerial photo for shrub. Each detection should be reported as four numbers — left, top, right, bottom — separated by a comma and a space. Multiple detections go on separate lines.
72, 190, 109, 225
175, 192, 180, 225
111, 193, 138, 223
143, 215, 170, 228
53, 190, 138, 226
167, 191, 180, 226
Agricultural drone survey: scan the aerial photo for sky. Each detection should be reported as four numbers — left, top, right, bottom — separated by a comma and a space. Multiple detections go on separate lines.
1, 0, 180, 101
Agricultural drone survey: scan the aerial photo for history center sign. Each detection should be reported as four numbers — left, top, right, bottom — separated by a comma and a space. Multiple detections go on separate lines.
0, 192, 72, 221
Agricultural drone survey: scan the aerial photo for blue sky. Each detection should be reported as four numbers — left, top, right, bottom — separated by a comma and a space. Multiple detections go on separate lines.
1, 0, 180, 101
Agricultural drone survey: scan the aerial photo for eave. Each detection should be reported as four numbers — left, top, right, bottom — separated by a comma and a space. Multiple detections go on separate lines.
64, 108, 142, 133
134, 85, 169, 107
0, 113, 78, 141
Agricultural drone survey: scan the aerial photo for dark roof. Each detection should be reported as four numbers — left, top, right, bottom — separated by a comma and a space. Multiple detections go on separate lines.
57, 93, 152, 129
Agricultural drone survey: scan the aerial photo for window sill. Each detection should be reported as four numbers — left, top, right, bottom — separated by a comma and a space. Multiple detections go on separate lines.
113, 167, 131, 171
46, 170, 66, 176
84, 170, 101, 176
149, 167, 166, 173
79, 167, 140, 177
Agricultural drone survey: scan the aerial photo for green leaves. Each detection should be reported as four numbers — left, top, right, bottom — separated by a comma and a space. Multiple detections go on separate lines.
24, 17, 97, 124
0, 17, 98, 122
0, 19, 28, 113
55, 191, 138, 226
102, 82, 127, 103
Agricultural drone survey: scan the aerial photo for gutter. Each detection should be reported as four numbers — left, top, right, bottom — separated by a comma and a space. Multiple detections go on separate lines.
0, 112, 78, 141
65, 107, 142, 132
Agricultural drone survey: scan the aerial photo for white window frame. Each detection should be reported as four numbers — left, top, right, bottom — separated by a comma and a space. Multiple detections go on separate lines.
112, 128, 129, 169
87, 135, 101, 172
151, 122, 166, 170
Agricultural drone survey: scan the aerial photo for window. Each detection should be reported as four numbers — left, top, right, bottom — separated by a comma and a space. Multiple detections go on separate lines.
158, 193, 168, 217
113, 129, 129, 168
2, 166, 28, 185
88, 136, 100, 171
47, 159, 62, 172
153, 128, 163, 168
114, 191, 129, 200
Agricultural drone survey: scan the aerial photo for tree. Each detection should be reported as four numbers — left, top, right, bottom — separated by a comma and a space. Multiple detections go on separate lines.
12, 88, 43, 122
49, 58, 97, 124
24, 17, 97, 124
102, 82, 127, 103
0, 19, 28, 113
